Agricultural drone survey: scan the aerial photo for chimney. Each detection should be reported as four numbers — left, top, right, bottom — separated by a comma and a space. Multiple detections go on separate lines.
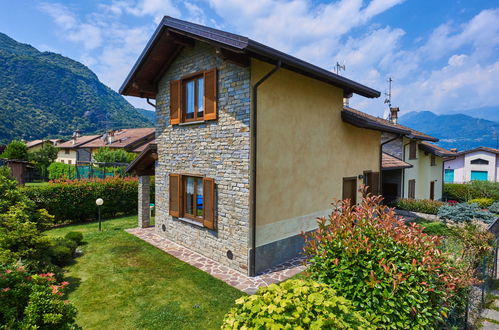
106, 130, 115, 145
72, 129, 80, 145
389, 107, 399, 124
450, 148, 458, 153
343, 91, 352, 108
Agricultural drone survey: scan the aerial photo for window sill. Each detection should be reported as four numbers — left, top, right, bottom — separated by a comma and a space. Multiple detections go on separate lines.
175, 217, 204, 227
178, 120, 206, 126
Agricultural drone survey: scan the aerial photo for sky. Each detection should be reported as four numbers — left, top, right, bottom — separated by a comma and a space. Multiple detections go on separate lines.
0, 0, 498, 118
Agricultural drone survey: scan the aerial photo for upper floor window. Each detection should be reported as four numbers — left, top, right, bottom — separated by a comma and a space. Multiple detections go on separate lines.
65, 149, 70, 155
170, 69, 217, 125
409, 141, 417, 160
430, 154, 436, 166
470, 158, 489, 165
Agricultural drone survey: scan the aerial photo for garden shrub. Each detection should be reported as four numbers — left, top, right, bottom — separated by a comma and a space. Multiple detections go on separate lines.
23, 177, 139, 224
65, 232, 84, 245
468, 198, 495, 208
47, 162, 77, 180
395, 198, 445, 215
303, 191, 476, 329
221, 279, 369, 329
0, 264, 80, 329
419, 221, 451, 236
437, 203, 497, 224
47, 238, 77, 267
489, 201, 499, 214
444, 182, 499, 202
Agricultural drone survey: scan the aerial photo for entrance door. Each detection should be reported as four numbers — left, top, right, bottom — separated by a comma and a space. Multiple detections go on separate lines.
342, 177, 357, 206
444, 169, 454, 183
430, 181, 435, 200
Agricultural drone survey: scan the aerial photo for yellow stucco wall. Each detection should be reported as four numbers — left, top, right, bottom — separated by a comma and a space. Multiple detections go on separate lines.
403, 138, 444, 200
252, 59, 381, 246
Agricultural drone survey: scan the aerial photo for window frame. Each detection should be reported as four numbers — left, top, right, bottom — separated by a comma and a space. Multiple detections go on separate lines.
409, 141, 417, 160
64, 149, 70, 155
182, 175, 204, 222
181, 72, 205, 123
408, 179, 416, 199
430, 154, 436, 166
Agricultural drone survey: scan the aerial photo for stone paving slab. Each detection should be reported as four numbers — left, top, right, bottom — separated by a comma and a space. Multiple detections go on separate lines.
126, 227, 307, 294
482, 320, 499, 330
483, 310, 499, 322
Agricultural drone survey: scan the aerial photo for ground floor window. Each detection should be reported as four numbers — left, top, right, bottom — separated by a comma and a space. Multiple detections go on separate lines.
169, 174, 215, 229
444, 169, 454, 183
363, 171, 380, 195
471, 170, 488, 181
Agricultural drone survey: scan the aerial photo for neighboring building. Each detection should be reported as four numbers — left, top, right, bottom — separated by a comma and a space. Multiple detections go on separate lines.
26, 139, 64, 152
55, 133, 100, 164
131, 139, 156, 154
81, 128, 155, 160
344, 106, 454, 202
444, 147, 499, 183
122, 17, 404, 276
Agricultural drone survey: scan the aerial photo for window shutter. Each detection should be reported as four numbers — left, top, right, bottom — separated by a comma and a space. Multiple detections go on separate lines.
202, 177, 215, 229
203, 68, 217, 121
371, 172, 380, 195
170, 80, 181, 125
169, 174, 181, 217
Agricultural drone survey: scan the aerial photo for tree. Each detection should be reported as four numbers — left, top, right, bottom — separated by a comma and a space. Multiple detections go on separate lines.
28, 143, 58, 178
0, 140, 28, 160
93, 147, 136, 164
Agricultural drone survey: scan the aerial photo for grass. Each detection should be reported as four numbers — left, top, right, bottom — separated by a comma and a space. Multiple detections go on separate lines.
25, 181, 49, 187
406, 218, 452, 236
45, 215, 243, 329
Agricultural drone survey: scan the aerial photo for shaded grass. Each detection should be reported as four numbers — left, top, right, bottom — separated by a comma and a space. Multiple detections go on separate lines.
46, 216, 243, 329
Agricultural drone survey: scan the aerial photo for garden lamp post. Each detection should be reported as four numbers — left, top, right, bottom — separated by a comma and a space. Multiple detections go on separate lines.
96, 198, 104, 231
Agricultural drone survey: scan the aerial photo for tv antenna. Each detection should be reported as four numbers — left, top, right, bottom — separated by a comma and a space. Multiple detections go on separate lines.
384, 77, 393, 108
335, 62, 346, 75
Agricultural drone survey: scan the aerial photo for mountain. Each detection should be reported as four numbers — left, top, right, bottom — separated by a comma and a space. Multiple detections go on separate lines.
0, 32, 151, 143
137, 108, 156, 124
399, 111, 499, 151
452, 107, 499, 123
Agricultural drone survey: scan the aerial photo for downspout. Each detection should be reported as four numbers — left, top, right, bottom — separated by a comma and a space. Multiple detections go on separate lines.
249, 60, 281, 277
379, 135, 401, 196
146, 98, 156, 108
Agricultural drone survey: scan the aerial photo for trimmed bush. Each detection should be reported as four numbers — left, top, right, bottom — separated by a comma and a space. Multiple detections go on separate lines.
437, 203, 497, 224
468, 198, 494, 208
47, 237, 77, 266
221, 280, 368, 329
444, 182, 499, 202
303, 192, 476, 328
490, 202, 499, 214
47, 162, 77, 180
395, 198, 445, 215
22, 177, 139, 224
65, 232, 83, 245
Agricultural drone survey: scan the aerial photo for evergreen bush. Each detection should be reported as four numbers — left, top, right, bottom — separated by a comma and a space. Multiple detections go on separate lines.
437, 203, 497, 224
65, 232, 83, 245
468, 198, 495, 208
490, 201, 499, 214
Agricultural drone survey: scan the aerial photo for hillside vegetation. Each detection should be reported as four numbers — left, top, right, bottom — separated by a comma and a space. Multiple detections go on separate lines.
0, 32, 150, 143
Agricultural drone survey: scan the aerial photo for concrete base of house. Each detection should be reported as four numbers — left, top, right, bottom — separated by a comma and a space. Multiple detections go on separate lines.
254, 231, 310, 275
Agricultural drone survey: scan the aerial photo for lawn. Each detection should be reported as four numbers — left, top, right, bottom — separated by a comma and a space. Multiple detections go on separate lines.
46, 216, 243, 329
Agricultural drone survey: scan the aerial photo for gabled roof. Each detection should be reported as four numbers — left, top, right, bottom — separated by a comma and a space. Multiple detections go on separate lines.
453, 147, 499, 156
81, 128, 155, 150
419, 142, 455, 158
126, 143, 157, 176
342, 107, 439, 142
26, 139, 64, 148
56, 135, 101, 149
132, 139, 156, 153
382, 152, 413, 170
120, 16, 380, 99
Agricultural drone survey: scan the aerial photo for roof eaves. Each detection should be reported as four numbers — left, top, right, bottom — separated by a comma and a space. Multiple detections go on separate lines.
126, 143, 157, 174
406, 133, 439, 142
341, 110, 410, 135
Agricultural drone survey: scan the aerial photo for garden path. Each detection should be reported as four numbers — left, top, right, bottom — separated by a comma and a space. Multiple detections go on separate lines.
482, 291, 499, 329
126, 227, 306, 294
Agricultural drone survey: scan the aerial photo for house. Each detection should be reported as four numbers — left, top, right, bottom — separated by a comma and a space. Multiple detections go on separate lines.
121, 17, 407, 276
444, 147, 499, 183
55, 132, 100, 164
346, 106, 454, 202
26, 139, 64, 152
80, 128, 155, 160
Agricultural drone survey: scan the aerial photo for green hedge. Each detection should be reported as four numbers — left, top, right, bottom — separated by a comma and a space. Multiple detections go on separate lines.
395, 198, 446, 215
47, 162, 76, 180
444, 181, 499, 202
22, 177, 140, 224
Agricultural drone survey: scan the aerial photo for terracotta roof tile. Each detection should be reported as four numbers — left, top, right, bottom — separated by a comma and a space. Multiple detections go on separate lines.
419, 142, 455, 157
454, 146, 499, 156
132, 139, 156, 153
81, 128, 155, 150
57, 135, 101, 149
26, 139, 63, 148
382, 152, 413, 170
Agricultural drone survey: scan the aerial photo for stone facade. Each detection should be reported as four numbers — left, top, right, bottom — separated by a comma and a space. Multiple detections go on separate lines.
138, 175, 151, 228
155, 41, 251, 274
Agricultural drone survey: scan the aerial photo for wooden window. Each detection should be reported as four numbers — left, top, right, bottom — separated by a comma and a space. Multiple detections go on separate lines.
408, 179, 416, 199
65, 149, 70, 154
430, 154, 436, 166
430, 181, 435, 200
364, 171, 380, 195
68, 160, 72, 165
342, 177, 357, 206
169, 68, 217, 125
169, 174, 216, 229
409, 141, 417, 160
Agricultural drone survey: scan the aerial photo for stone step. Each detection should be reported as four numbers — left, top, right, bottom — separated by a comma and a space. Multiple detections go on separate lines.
482, 320, 499, 330
483, 309, 499, 321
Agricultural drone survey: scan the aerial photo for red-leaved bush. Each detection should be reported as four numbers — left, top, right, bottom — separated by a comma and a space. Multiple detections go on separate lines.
303, 189, 478, 328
